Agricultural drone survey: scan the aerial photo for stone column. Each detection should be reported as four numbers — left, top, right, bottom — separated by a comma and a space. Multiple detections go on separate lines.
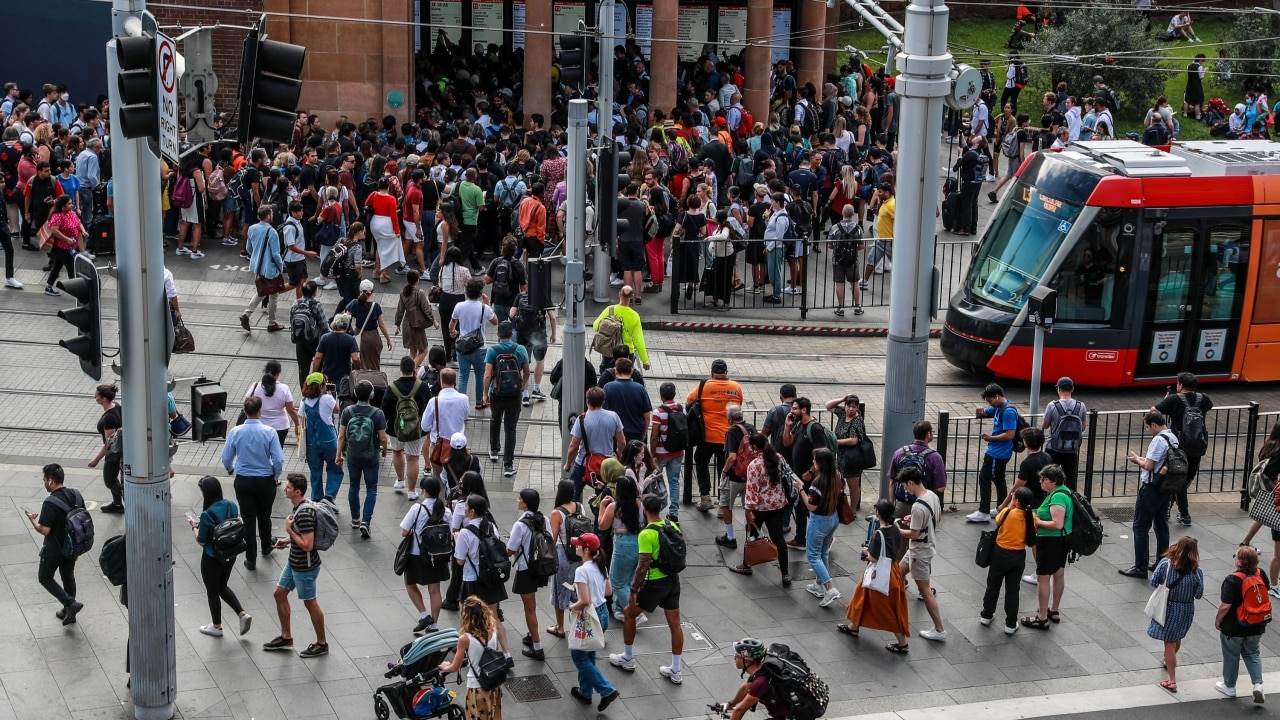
825, 3, 840, 78
523, 0, 554, 127
796, 0, 826, 91
744, 0, 773, 127
382, 0, 412, 124
649, 0, 679, 119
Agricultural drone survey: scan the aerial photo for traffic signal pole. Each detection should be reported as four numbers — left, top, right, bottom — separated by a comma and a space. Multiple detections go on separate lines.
592, 0, 616, 303
109, 1, 178, 717
561, 99, 589, 463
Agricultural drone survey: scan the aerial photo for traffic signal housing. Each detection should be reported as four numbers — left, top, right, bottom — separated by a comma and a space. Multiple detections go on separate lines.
560, 34, 593, 91
116, 34, 158, 140
191, 380, 228, 442
56, 254, 103, 381
237, 18, 306, 145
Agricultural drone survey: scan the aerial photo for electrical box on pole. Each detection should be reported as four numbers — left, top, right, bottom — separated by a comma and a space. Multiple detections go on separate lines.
178, 27, 218, 146
236, 14, 306, 146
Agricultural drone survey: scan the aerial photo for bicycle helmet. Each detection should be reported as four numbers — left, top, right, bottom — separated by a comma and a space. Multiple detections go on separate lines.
732, 638, 766, 662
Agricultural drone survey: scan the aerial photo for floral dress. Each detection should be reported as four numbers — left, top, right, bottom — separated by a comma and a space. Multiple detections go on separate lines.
1146, 558, 1203, 642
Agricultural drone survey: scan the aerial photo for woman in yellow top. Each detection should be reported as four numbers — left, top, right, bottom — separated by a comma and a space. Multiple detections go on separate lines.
981, 486, 1037, 634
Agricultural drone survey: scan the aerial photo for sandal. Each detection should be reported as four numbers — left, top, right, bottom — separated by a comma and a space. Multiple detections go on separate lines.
1048, 610, 1061, 624
1159, 679, 1177, 693
728, 564, 754, 575
546, 626, 566, 639
836, 623, 859, 637
885, 643, 909, 654
1020, 616, 1051, 629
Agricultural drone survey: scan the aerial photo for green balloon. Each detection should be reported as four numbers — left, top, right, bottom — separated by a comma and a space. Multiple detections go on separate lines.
387, 90, 405, 109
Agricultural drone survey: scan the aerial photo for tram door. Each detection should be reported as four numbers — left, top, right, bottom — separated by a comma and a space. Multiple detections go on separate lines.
1132, 214, 1250, 380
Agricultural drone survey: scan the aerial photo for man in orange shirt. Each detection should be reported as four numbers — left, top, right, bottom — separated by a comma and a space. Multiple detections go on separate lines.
687, 359, 744, 513
517, 182, 547, 264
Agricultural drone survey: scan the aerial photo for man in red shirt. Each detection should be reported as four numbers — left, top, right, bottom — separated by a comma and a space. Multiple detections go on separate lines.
402, 168, 425, 272
517, 183, 547, 262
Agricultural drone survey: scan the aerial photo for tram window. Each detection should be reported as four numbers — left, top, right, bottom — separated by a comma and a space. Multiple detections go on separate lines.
1257, 222, 1280, 324
1050, 222, 1119, 323
1152, 227, 1196, 322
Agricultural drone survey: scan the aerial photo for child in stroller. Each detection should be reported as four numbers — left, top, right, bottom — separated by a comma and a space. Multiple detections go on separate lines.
374, 629, 463, 720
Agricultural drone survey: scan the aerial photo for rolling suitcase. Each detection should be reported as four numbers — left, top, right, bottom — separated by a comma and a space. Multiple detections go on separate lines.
88, 216, 116, 255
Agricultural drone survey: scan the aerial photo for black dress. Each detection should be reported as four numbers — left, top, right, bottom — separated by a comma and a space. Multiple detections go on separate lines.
1185, 61, 1204, 106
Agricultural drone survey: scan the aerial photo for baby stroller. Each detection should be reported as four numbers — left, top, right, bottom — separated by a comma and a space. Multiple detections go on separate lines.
374, 628, 464, 720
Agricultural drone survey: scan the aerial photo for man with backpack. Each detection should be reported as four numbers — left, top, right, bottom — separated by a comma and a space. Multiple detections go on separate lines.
1120, 412, 1181, 579
968, 384, 1019, 524
222, 396, 286, 571
896, 466, 948, 643
511, 288, 556, 407
651, 382, 688, 522
716, 404, 755, 550
1215, 546, 1269, 703
337, 380, 389, 539
719, 639, 789, 720
611, 495, 686, 685
263, 473, 329, 658
26, 463, 86, 625
506, 488, 553, 661
382, 356, 433, 499
888, 421, 949, 515
829, 205, 864, 317
1043, 377, 1088, 491
289, 281, 329, 387
1153, 372, 1213, 527
592, 286, 650, 371
483, 321, 530, 478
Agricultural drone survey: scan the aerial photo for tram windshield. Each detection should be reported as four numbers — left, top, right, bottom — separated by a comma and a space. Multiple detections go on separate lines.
967, 155, 1102, 311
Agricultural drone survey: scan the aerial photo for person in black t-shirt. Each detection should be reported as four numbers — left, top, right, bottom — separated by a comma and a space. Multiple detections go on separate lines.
1152, 372, 1213, 526
264, 473, 328, 658
1215, 546, 1268, 700
26, 463, 85, 625
87, 383, 125, 513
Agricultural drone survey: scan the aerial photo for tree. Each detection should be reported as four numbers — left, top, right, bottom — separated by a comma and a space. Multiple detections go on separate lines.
1026, 3, 1166, 119
1222, 12, 1280, 95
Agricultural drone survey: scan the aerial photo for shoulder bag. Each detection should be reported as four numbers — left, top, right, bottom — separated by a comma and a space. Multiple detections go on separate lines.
742, 522, 779, 567
172, 319, 196, 354
861, 529, 892, 595
975, 510, 1007, 568
1143, 563, 1184, 626
428, 399, 451, 466
253, 227, 286, 297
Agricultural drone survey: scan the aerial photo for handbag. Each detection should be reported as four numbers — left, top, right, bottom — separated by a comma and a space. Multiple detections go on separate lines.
172, 319, 196, 354
427, 399, 451, 466
837, 492, 856, 526
742, 523, 779, 567
861, 529, 892, 596
234, 382, 257, 426
842, 430, 877, 473
455, 328, 484, 355
1248, 491, 1280, 531
252, 225, 285, 297
393, 505, 422, 576
169, 413, 191, 437
568, 607, 606, 652
1143, 564, 1183, 626
975, 510, 1007, 569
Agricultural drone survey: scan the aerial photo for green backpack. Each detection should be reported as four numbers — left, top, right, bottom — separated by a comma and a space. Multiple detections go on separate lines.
345, 406, 380, 465
389, 380, 423, 443
805, 421, 839, 456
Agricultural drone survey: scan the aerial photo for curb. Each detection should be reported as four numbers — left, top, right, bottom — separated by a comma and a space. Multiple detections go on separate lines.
644, 321, 943, 338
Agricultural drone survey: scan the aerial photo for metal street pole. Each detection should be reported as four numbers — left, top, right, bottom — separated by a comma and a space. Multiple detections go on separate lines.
592, 0, 615, 303
1029, 324, 1045, 419
109, 1, 177, 718
878, 0, 950, 500
561, 99, 589, 465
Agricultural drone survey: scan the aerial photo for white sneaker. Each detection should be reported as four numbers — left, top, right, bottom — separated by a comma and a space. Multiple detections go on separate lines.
610, 274, 624, 287
323, 280, 339, 291
4, 277, 22, 289
1254, 683, 1265, 704
636, 613, 648, 626
608, 653, 636, 671
820, 588, 842, 608
805, 582, 825, 598
979, 616, 993, 626
189, 250, 205, 259
176, 247, 191, 255
1004, 624, 1017, 635
1022, 574, 1039, 585
659, 665, 683, 684
239, 614, 252, 635
965, 511, 992, 523
985, 174, 996, 182
199, 624, 223, 637
614, 610, 626, 622
919, 628, 948, 642
406, 492, 420, 501
393, 480, 406, 490
1216, 681, 1236, 697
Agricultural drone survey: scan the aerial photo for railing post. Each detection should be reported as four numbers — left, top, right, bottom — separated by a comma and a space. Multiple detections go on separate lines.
1084, 408, 1099, 501
669, 237, 681, 315
800, 249, 809, 320
1243, 401, 1261, 509
936, 410, 950, 464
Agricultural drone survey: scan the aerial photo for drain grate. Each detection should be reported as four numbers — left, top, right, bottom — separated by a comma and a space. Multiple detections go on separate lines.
505, 673, 561, 702
1098, 506, 1134, 524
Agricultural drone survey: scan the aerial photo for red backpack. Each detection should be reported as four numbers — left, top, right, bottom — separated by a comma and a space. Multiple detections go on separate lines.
736, 106, 755, 139
1233, 571, 1273, 627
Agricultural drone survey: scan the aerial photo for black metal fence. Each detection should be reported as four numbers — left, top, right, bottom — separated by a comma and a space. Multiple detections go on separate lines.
676, 403, 1269, 507
666, 235, 977, 318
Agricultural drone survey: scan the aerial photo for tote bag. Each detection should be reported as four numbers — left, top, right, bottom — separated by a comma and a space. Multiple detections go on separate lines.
567, 607, 606, 651
861, 529, 892, 596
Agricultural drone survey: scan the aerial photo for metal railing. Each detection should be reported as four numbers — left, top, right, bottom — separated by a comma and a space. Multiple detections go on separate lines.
666, 235, 977, 318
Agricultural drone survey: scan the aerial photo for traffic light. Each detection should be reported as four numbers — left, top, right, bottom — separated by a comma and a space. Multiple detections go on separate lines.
56, 254, 103, 381
560, 34, 593, 91
236, 17, 306, 145
191, 380, 228, 441
116, 34, 158, 140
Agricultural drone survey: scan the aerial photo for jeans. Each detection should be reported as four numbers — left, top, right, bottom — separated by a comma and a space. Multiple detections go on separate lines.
456, 347, 486, 404
693, 442, 724, 497
1132, 482, 1172, 571
571, 604, 616, 698
347, 461, 380, 524
659, 456, 683, 517
766, 245, 785, 297
805, 512, 840, 584
489, 394, 522, 465
609, 533, 639, 615
978, 454, 1009, 515
981, 546, 1026, 628
200, 553, 244, 626
234, 475, 277, 562
1221, 633, 1263, 688
570, 462, 587, 503
307, 442, 342, 501
38, 553, 77, 606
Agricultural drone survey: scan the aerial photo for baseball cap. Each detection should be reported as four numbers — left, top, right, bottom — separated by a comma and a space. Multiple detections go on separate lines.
570, 532, 602, 552
1056, 377, 1074, 391
714, 117, 728, 127
450, 432, 469, 449
359, 279, 375, 293
711, 359, 728, 374
305, 372, 326, 387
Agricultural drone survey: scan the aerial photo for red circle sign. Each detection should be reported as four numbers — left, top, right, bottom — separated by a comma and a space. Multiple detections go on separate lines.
158, 39, 176, 94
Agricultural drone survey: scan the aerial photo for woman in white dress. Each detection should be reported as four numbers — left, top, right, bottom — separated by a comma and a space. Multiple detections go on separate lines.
364, 177, 405, 284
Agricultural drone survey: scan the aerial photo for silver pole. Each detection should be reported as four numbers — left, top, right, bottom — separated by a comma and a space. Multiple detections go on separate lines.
592, 0, 615, 303
562, 99, 589, 465
879, 0, 949, 500
109, 1, 177, 718
1030, 324, 1044, 421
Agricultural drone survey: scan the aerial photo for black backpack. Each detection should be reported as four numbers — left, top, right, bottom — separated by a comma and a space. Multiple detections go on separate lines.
1177, 393, 1209, 457
1155, 431, 1192, 496
48, 490, 94, 559
99, 534, 127, 586
210, 514, 248, 562
464, 520, 512, 587
1049, 400, 1086, 453
420, 500, 455, 561
557, 504, 594, 551
785, 198, 813, 239
686, 381, 707, 447
290, 299, 324, 345
491, 258, 514, 298
518, 513, 558, 579
760, 643, 830, 720
1057, 487, 1104, 562
647, 521, 686, 575
663, 403, 690, 453
1004, 403, 1030, 453
470, 636, 510, 690
830, 221, 863, 268
512, 298, 544, 335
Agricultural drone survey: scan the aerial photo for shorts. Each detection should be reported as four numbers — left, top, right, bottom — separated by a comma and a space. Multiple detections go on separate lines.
1273, 528, 1280, 543
522, 235, 545, 259
222, 195, 239, 212
388, 435, 425, 456
635, 574, 680, 613
1004, 158, 1020, 177
1035, 535, 1068, 576
511, 567, 548, 595
907, 553, 933, 583
521, 333, 548, 362
278, 564, 321, 601
284, 259, 308, 286
461, 578, 508, 606
241, 203, 256, 227
618, 240, 646, 271
404, 220, 421, 244
833, 260, 861, 283
791, 240, 807, 259
718, 479, 745, 509
404, 552, 451, 586
867, 239, 893, 267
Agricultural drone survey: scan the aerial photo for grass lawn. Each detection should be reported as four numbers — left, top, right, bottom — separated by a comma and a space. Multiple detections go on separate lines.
837, 17, 1245, 140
